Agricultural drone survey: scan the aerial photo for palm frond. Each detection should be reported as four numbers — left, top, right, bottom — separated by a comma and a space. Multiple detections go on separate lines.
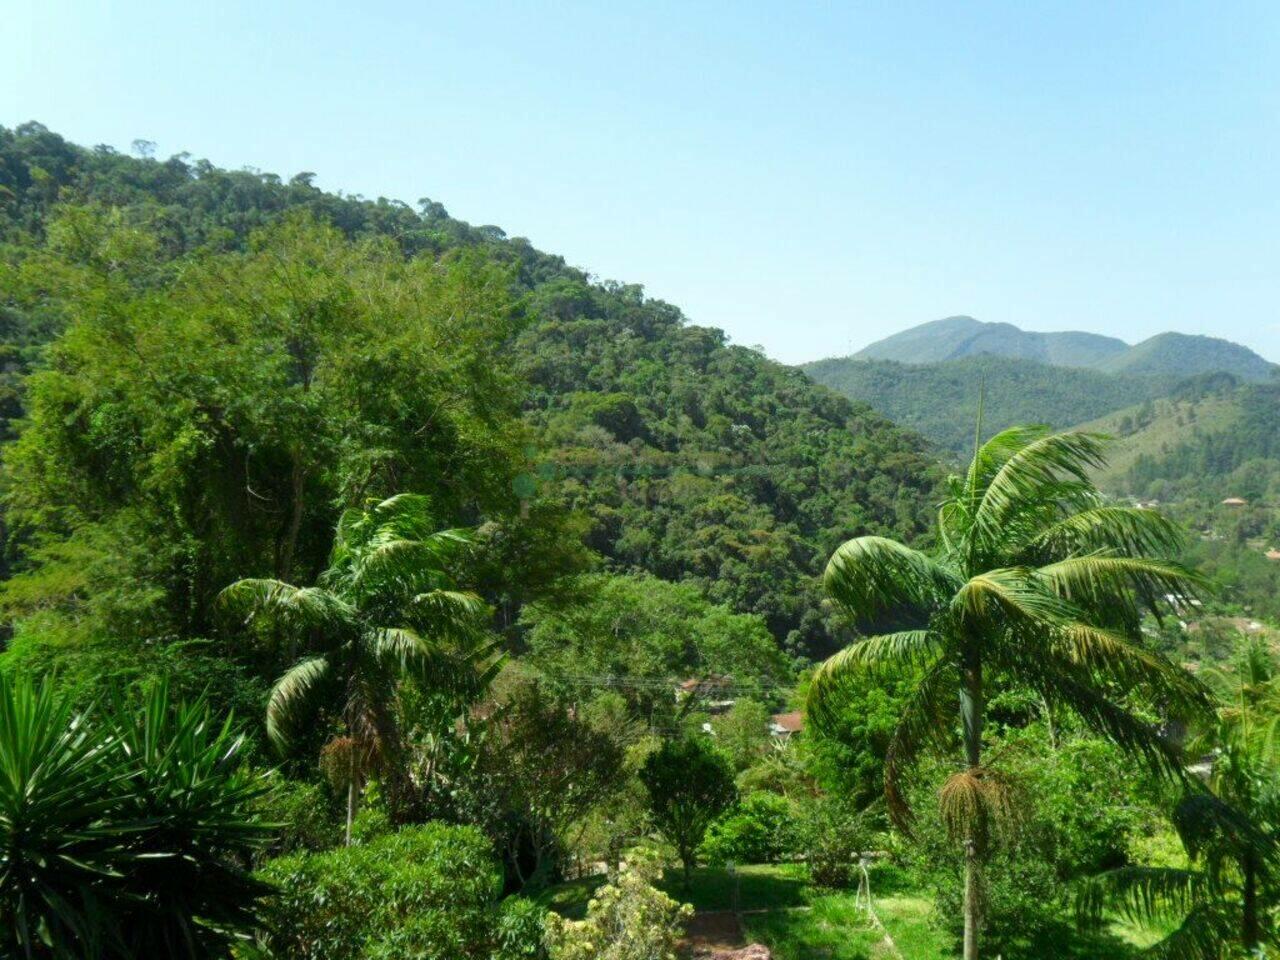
1172, 790, 1280, 882
265, 657, 331, 753
217, 579, 354, 636
882, 659, 959, 830
408, 588, 488, 639
1051, 622, 1213, 718
1030, 506, 1186, 561
971, 431, 1109, 541
807, 630, 942, 730
1076, 866, 1205, 927
1006, 650, 1186, 781
965, 425, 1054, 500
952, 567, 1080, 627
823, 536, 957, 625
1037, 555, 1208, 621
371, 627, 500, 700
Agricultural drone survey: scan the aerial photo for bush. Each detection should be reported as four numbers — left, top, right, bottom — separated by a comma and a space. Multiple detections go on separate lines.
545, 848, 691, 960
0, 677, 272, 959
255, 823, 516, 960
640, 737, 736, 883
254, 776, 341, 857
797, 795, 873, 889
701, 791, 797, 865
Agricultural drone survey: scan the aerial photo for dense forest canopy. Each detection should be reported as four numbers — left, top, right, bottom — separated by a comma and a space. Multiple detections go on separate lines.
1, 123, 1277, 960
0, 121, 940, 658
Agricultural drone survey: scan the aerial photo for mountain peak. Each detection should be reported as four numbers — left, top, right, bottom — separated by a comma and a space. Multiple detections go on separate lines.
848, 318, 1274, 381
853, 317, 1129, 368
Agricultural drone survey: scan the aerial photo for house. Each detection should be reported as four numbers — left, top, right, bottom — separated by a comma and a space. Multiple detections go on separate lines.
768, 711, 804, 740
1164, 592, 1204, 616
675, 676, 736, 714
1221, 497, 1248, 507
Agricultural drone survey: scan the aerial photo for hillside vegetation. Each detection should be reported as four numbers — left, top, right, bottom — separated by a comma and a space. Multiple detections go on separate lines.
0, 122, 939, 659
845, 316, 1276, 381
1078, 375, 1280, 501
802, 354, 1174, 457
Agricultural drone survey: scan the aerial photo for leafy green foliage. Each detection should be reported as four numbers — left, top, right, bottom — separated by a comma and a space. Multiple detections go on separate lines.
544, 848, 692, 960
700, 791, 798, 866
522, 574, 789, 721
465, 679, 625, 887
220, 493, 496, 822
0, 123, 942, 659
640, 737, 737, 883
254, 823, 529, 960
804, 354, 1173, 456
0, 677, 271, 959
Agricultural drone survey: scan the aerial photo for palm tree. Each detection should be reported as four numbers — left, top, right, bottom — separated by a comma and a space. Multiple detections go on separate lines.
219, 494, 497, 835
1080, 641, 1280, 957
808, 425, 1212, 960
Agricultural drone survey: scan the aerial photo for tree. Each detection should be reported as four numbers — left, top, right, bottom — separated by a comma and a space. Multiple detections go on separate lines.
219, 493, 497, 831
808, 425, 1212, 960
1081, 638, 1280, 957
468, 680, 625, 887
0, 677, 271, 959
640, 737, 736, 884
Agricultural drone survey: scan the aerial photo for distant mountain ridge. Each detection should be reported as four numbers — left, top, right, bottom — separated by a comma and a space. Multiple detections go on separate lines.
801, 354, 1175, 456
850, 316, 1276, 382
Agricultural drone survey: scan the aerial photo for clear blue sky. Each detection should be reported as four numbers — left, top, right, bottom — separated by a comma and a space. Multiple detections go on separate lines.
4, 1, 1278, 364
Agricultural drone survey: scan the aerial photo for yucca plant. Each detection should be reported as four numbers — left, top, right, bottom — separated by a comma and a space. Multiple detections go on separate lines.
808, 424, 1213, 960
219, 493, 499, 832
0, 676, 271, 959
0, 676, 131, 958
109, 682, 274, 957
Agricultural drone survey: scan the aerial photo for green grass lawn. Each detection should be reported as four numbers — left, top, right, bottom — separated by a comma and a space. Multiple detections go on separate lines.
537, 862, 1156, 960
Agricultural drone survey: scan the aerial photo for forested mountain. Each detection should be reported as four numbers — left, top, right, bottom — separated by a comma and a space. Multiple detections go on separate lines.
850, 315, 1129, 367
801, 354, 1173, 456
848, 315, 1276, 381
0, 122, 940, 657
1078, 374, 1280, 501
1098, 331, 1279, 381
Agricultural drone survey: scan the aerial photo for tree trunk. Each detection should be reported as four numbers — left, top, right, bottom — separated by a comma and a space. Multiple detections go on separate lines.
1242, 850, 1259, 951
345, 780, 355, 847
960, 656, 984, 960
279, 454, 307, 581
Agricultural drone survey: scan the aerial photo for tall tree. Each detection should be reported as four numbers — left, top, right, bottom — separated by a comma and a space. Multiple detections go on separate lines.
808, 425, 1212, 960
1081, 637, 1280, 957
220, 493, 497, 830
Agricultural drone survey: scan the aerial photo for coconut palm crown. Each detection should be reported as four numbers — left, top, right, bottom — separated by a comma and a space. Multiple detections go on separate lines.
807, 424, 1214, 960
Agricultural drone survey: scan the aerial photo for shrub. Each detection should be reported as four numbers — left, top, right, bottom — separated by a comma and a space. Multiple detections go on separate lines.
797, 795, 873, 889
640, 737, 736, 883
254, 775, 341, 857
0, 676, 272, 959
545, 848, 691, 960
255, 823, 512, 960
701, 791, 797, 865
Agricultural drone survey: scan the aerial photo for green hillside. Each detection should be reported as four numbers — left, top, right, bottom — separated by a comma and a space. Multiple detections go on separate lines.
801, 354, 1173, 457
0, 122, 939, 657
1074, 378, 1245, 493
1074, 374, 1280, 503
851, 316, 1276, 382
1099, 331, 1278, 382
852, 315, 1128, 367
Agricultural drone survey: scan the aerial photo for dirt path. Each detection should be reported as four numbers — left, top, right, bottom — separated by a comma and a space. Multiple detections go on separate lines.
683, 910, 745, 955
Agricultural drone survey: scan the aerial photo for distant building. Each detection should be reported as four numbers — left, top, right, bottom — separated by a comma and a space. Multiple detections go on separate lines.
1221, 497, 1248, 507
769, 711, 804, 739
